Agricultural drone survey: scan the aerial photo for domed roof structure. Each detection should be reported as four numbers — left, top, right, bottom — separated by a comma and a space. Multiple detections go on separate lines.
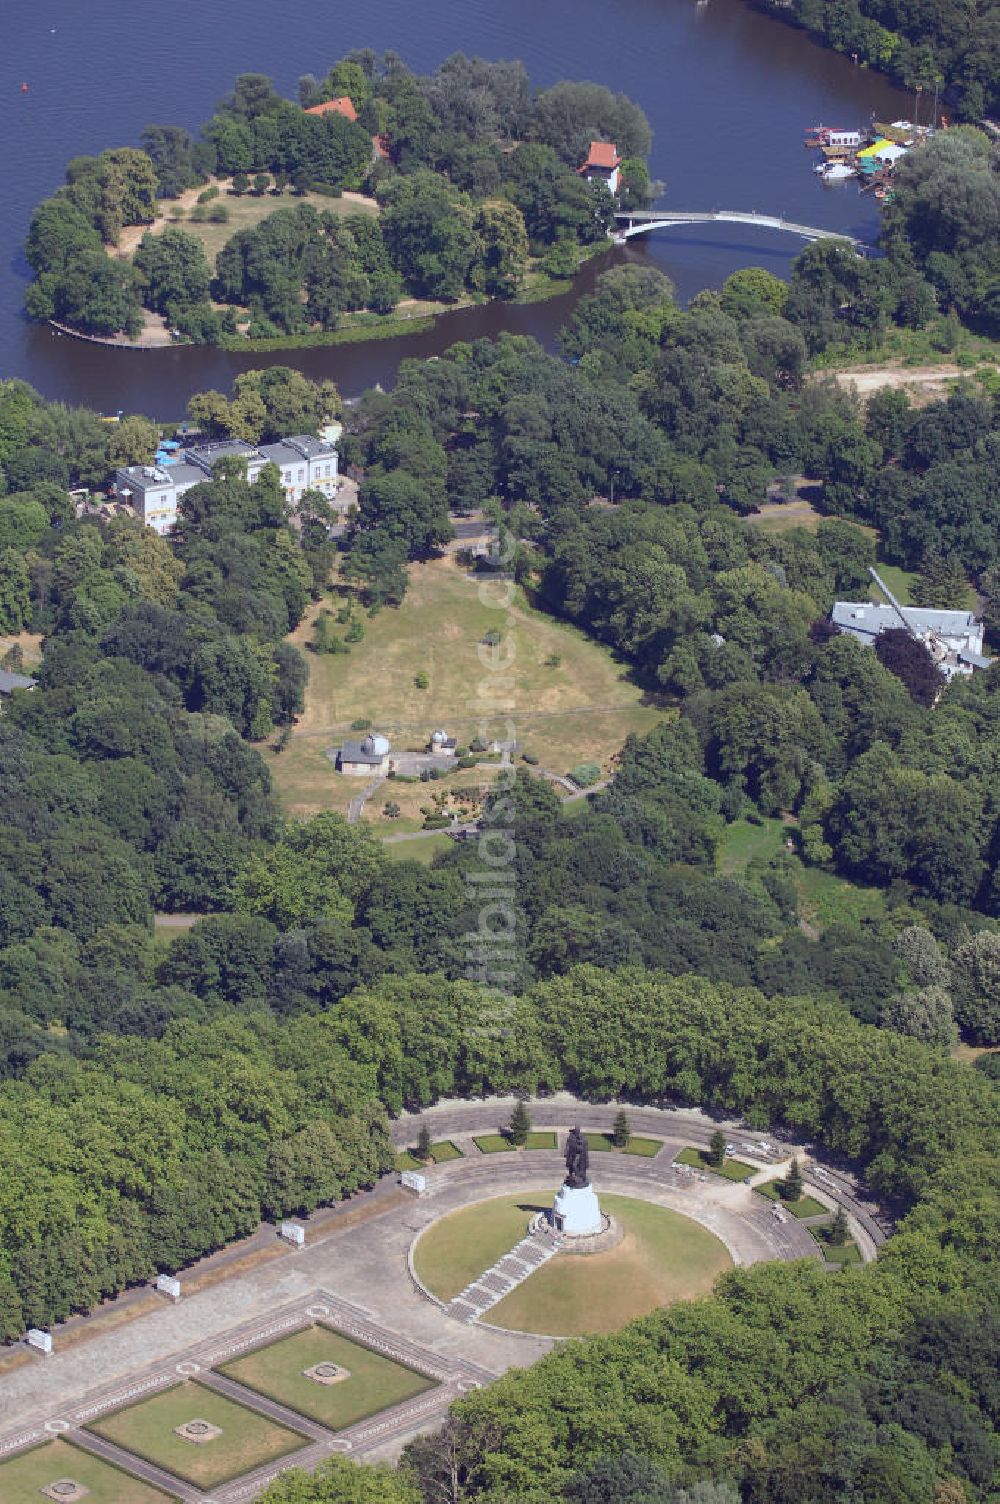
431, 729, 447, 744
370, 734, 390, 756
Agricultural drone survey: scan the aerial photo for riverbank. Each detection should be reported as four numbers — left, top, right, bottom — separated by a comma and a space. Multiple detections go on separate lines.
50, 253, 596, 356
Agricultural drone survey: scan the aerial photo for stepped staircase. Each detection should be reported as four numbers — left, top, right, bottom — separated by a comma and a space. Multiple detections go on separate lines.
445, 1224, 562, 1323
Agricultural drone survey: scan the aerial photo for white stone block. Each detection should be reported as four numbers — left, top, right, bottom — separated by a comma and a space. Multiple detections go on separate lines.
27, 1328, 52, 1354
552, 1183, 603, 1236
401, 1170, 427, 1194
156, 1275, 181, 1300
279, 1221, 306, 1246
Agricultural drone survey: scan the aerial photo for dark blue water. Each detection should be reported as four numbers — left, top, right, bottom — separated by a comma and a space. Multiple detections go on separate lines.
2, 0, 909, 411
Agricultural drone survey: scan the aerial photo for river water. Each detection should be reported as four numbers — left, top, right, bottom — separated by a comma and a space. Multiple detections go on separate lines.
2, 0, 909, 412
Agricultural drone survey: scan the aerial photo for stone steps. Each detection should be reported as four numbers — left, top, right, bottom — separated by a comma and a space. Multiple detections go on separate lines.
445, 1228, 562, 1323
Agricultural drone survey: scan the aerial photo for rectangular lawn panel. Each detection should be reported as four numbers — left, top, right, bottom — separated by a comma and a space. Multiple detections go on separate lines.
810, 1227, 862, 1263
86, 1380, 308, 1489
755, 1181, 828, 1217
0, 1439, 172, 1504
585, 1132, 663, 1156
675, 1146, 756, 1180
428, 1140, 463, 1163
396, 1140, 462, 1170
524, 1131, 558, 1149
473, 1133, 515, 1153
624, 1135, 663, 1157
218, 1326, 435, 1430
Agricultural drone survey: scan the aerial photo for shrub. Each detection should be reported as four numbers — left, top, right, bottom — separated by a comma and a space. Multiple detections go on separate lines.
568, 762, 601, 788
351, 718, 372, 731
522, 751, 540, 765
414, 670, 430, 689
207, 203, 229, 224
197, 186, 220, 204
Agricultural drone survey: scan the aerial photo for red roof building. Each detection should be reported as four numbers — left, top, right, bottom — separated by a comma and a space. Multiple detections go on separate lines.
305, 96, 358, 122
579, 140, 622, 194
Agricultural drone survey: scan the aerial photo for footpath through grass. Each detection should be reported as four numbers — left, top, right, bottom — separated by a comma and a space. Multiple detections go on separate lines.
675, 1146, 755, 1181
489, 1193, 732, 1336
271, 556, 662, 818
414, 1190, 556, 1301
0, 1439, 172, 1504
218, 1326, 434, 1429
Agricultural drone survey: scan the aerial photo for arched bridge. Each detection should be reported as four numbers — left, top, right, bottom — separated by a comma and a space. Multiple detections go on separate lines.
614, 209, 874, 253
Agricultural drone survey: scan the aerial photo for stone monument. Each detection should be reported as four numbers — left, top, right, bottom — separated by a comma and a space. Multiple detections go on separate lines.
551, 1126, 603, 1236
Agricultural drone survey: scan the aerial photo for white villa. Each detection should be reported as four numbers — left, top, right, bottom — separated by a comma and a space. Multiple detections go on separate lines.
113, 426, 341, 536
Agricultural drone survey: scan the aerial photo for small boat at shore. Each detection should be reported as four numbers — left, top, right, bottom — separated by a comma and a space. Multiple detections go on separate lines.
815, 160, 857, 182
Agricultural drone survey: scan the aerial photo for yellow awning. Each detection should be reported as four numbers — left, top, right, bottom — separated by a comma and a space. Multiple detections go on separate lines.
857, 138, 894, 158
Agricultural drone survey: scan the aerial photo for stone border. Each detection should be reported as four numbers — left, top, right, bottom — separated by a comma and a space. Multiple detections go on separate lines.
530, 1211, 623, 1256
0, 1292, 494, 1504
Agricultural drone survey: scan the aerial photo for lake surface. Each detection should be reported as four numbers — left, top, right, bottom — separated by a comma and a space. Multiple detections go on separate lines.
2, 0, 910, 412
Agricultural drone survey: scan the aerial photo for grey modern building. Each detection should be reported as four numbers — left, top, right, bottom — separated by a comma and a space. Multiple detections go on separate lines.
830, 600, 992, 678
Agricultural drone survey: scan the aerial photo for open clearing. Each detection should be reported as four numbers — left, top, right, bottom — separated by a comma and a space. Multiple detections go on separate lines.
86, 1380, 307, 1489
831, 362, 987, 405
270, 556, 662, 819
0, 1439, 171, 1504
489, 1193, 733, 1336
112, 177, 378, 266
218, 1326, 434, 1430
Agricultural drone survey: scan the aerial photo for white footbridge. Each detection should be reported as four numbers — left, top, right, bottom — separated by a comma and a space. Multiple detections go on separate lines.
614, 209, 874, 254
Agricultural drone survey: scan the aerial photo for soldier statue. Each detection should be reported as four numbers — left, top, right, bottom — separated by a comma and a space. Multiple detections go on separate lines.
564, 1125, 590, 1188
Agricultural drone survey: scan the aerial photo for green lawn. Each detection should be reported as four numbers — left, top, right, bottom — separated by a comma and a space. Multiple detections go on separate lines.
472, 1130, 556, 1151
271, 557, 663, 819
473, 1133, 516, 1153
86, 1381, 307, 1489
218, 1326, 434, 1430
488, 1193, 732, 1336
675, 1146, 756, 1181
792, 862, 887, 930
385, 833, 454, 864
132, 180, 378, 270
755, 1180, 828, 1218
810, 1226, 863, 1264
0, 1439, 172, 1504
717, 817, 788, 876
585, 1132, 663, 1157
414, 1190, 555, 1300
395, 1140, 463, 1170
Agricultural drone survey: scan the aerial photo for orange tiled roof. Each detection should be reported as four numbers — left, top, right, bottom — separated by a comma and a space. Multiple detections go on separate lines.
581, 140, 620, 170
305, 96, 358, 122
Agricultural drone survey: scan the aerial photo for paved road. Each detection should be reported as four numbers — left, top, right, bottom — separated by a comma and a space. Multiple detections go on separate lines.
394, 1094, 888, 1261
0, 1096, 888, 1494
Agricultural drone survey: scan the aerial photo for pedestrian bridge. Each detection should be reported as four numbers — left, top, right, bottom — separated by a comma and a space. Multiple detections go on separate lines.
614, 209, 873, 253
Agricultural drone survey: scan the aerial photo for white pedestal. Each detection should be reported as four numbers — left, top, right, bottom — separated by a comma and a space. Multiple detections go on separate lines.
552, 1182, 603, 1237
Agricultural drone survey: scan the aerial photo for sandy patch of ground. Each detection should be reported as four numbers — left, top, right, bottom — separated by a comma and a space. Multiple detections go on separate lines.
831, 363, 995, 405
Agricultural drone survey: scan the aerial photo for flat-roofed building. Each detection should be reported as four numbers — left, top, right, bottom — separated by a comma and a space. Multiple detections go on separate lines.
831, 601, 992, 679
